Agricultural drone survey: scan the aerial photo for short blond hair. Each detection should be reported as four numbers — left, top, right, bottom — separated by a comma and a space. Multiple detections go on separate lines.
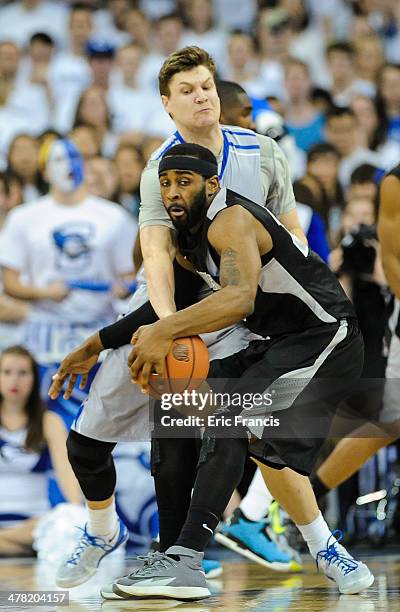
158, 46, 217, 96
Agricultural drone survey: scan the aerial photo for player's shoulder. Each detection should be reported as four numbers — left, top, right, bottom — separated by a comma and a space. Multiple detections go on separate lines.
254, 132, 281, 158
147, 133, 181, 164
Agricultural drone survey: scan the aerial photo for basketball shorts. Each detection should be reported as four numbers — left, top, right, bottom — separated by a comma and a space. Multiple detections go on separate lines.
72, 280, 256, 443
197, 318, 364, 476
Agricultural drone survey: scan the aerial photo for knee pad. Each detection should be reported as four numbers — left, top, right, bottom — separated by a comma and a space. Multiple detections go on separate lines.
66, 430, 115, 478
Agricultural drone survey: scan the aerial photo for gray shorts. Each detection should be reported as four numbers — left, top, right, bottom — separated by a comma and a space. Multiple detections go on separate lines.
72, 280, 256, 442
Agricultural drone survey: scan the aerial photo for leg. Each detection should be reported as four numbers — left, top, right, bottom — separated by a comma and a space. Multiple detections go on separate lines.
152, 436, 199, 552
175, 435, 249, 552
256, 462, 319, 525
313, 431, 395, 498
0, 518, 38, 556
56, 431, 125, 588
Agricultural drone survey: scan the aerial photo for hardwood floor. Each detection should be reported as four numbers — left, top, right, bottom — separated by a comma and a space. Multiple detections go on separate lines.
0, 552, 399, 612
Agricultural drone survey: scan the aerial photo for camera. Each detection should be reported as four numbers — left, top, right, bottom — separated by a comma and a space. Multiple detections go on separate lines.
341, 224, 377, 277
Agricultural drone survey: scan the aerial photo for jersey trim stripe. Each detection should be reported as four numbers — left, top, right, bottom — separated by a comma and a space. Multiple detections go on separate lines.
248, 321, 348, 438
227, 143, 260, 150
222, 128, 258, 137
258, 259, 337, 324
154, 137, 179, 160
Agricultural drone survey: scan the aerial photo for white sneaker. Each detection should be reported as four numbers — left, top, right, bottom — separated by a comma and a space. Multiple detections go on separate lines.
55, 519, 128, 588
316, 531, 374, 595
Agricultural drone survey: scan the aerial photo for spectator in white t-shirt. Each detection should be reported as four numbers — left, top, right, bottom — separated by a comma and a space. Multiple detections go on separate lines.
326, 41, 376, 107
108, 43, 159, 136
180, 0, 228, 73
0, 137, 136, 363
0, 41, 50, 135
222, 31, 268, 100
255, 9, 291, 100
17, 32, 55, 90
353, 34, 385, 98
93, 0, 131, 48
124, 8, 153, 53
0, 0, 67, 49
138, 13, 184, 92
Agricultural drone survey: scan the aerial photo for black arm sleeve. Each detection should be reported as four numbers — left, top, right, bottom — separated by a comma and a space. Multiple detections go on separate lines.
99, 260, 205, 350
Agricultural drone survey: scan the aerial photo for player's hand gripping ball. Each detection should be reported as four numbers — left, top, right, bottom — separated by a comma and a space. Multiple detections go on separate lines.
137, 336, 209, 398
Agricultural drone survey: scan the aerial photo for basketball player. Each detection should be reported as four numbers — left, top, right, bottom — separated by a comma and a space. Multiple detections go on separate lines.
109, 143, 373, 599
52, 46, 305, 587
311, 164, 400, 499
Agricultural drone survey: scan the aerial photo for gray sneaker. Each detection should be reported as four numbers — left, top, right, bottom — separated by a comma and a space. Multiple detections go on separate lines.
113, 546, 211, 601
56, 519, 128, 588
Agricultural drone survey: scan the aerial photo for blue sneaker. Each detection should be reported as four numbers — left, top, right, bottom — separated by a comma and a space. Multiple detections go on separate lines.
202, 559, 223, 578
56, 518, 128, 588
316, 531, 374, 594
215, 508, 302, 572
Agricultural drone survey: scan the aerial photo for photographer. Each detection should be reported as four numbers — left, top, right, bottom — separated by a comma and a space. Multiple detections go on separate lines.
330, 196, 387, 377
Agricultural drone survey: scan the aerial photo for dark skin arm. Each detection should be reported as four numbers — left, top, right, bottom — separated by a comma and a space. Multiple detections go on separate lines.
128, 206, 270, 392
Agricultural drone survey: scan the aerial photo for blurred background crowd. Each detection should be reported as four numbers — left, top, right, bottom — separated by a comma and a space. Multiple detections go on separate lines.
0, 0, 399, 556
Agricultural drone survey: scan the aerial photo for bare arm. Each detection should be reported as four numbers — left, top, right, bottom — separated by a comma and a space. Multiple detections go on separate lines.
43, 411, 81, 504
279, 208, 307, 244
0, 294, 31, 322
2, 268, 69, 302
140, 225, 176, 318
129, 207, 263, 387
377, 175, 400, 299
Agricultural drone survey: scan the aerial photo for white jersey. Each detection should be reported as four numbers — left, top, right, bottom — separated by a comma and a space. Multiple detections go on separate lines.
0, 426, 50, 526
139, 126, 295, 229
0, 195, 136, 362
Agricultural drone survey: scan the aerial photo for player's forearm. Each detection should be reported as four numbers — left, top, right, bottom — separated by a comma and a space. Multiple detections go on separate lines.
140, 225, 176, 318
160, 286, 254, 339
279, 209, 307, 245
144, 252, 176, 318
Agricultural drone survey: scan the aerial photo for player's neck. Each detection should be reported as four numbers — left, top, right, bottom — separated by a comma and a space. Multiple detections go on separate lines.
51, 184, 88, 205
176, 123, 223, 157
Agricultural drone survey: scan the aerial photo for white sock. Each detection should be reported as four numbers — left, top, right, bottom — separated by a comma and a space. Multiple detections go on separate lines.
87, 498, 119, 542
240, 469, 273, 521
296, 512, 336, 559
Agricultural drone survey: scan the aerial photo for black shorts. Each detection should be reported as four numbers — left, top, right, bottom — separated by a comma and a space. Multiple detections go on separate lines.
202, 318, 364, 476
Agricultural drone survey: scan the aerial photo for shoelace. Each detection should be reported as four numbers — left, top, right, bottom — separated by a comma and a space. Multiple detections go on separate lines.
127, 552, 177, 578
268, 501, 287, 535
316, 530, 359, 576
67, 526, 113, 565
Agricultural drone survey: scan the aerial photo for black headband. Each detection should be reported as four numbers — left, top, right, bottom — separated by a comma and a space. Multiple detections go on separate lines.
158, 155, 218, 179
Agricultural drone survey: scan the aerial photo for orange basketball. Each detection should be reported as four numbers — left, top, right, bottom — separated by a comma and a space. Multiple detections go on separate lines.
137, 336, 209, 399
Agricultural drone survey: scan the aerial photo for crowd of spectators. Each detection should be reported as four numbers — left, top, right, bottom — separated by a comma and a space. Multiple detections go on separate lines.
0, 0, 399, 546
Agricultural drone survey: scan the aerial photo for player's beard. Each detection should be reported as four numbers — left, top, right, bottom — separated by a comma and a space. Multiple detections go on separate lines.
169, 185, 207, 231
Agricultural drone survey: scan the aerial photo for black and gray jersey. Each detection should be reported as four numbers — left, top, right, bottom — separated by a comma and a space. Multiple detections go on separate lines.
178, 188, 356, 337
